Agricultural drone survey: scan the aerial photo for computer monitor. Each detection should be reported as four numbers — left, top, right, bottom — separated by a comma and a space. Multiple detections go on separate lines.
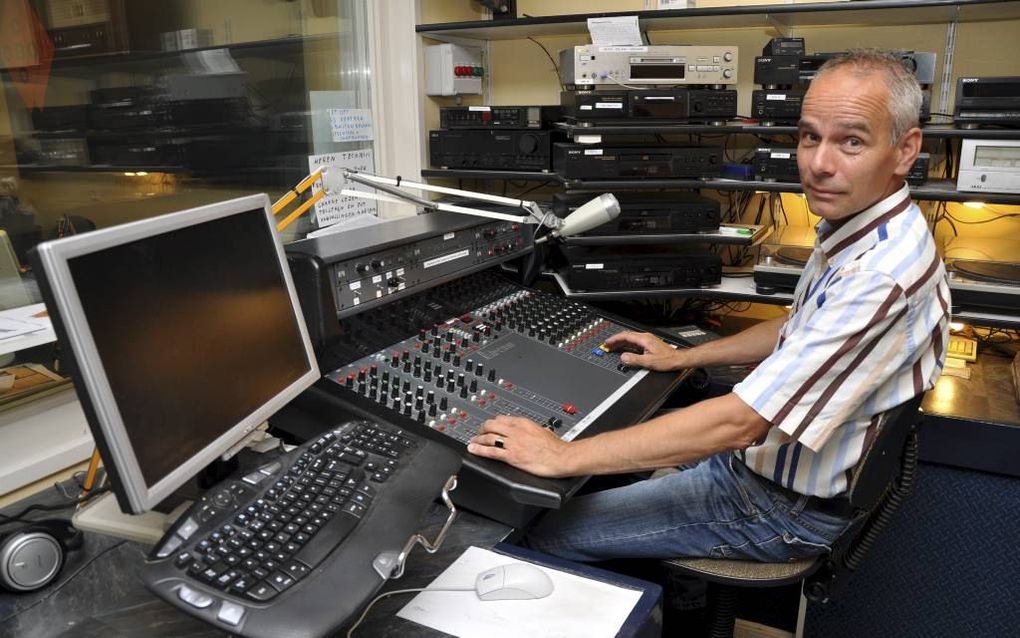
31, 194, 320, 514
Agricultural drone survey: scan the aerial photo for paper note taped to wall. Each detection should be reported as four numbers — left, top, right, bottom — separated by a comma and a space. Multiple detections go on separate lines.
308, 149, 377, 227
328, 108, 374, 143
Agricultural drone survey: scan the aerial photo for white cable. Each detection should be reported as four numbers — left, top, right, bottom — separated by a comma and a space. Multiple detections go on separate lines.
345, 587, 474, 637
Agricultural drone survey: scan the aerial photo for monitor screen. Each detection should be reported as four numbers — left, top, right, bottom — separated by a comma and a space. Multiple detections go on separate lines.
33, 194, 319, 514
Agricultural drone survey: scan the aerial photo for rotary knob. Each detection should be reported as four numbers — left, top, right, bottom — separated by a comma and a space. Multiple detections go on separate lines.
518, 134, 539, 155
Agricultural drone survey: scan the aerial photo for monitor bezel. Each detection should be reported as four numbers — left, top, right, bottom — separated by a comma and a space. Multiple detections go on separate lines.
34, 194, 320, 514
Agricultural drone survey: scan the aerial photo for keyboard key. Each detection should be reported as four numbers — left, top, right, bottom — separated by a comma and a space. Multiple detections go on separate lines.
283, 561, 310, 580
178, 584, 215, 609
245, 582, 278, 602
268, 571, 296, 592
215, 569, 240, 589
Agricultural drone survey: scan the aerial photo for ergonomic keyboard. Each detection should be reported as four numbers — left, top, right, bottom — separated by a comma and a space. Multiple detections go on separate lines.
142, 419, 460, 638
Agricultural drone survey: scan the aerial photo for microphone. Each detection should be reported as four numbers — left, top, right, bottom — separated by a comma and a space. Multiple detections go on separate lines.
538, 193, 621, 243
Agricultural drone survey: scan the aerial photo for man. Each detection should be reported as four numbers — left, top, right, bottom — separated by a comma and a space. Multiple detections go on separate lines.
467, 49, 950, 562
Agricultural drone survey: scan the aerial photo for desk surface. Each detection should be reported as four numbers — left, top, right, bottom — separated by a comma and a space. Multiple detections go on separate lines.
0, 498, 512, 638
923, 351, 1020, 427
920, 350, 1020, 477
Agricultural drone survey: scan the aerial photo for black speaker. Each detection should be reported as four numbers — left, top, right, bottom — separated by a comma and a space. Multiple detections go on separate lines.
0, 519, 82, 592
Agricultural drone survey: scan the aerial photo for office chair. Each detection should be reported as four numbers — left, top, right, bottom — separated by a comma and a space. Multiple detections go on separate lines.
661, 394, 924, 638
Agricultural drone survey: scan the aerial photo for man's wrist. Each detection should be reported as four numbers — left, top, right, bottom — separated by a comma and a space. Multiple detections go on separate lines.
558, 439, 589, 477
672, 347, 699, 370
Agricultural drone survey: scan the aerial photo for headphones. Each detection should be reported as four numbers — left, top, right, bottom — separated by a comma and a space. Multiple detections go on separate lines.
0, 519, 83, 592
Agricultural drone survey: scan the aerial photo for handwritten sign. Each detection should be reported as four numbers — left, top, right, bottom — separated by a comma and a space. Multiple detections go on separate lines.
328, 108, 374, 143
307, 150, 377, 227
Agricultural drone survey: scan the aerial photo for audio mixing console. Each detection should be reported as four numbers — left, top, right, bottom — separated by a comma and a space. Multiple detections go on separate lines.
302, 270, 685, 527
324, 271, 649, 448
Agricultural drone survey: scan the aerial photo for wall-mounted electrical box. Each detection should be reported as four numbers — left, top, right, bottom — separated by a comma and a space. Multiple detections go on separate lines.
425, 43, 484, 96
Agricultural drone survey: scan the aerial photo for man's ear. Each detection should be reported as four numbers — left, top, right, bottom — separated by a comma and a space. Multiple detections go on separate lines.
894, 127, 923, 178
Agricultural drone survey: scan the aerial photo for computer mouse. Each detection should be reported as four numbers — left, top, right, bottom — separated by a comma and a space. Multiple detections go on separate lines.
474, 562, 555, 601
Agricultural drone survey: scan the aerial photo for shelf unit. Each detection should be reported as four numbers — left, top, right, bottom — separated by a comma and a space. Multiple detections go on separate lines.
417, 1, 1020, 317
417, 0, 1020, 40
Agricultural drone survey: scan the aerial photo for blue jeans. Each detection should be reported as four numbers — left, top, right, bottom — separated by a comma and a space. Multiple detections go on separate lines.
524, 453, 852, 562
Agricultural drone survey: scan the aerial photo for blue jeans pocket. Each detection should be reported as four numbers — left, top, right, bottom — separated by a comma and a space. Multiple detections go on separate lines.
776, 532, 831, 558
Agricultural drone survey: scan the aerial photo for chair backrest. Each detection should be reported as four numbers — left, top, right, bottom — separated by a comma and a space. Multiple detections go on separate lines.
844, 393, 924, 513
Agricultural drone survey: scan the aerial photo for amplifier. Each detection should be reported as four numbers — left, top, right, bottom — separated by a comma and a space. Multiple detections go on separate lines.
440, 105, 562, 129
554, 144, 723, 180
552, 192, 721, 235
751, 89, 804, 122
957, 139, 1020, 194
953, 76, 1020, 128
561, 89, 737, 121
560, 45, 738, 87
907, 152, 930, 186
754, 55, 801, 86
563, 247, 722, 291
753, 147, 799, 182
429, 129, 555, 171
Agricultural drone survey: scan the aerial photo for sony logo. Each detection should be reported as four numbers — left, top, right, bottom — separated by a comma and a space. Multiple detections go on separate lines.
961, 78, 979, 82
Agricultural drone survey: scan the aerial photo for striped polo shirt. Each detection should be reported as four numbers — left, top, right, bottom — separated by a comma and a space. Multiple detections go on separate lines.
733, 184, 950, 498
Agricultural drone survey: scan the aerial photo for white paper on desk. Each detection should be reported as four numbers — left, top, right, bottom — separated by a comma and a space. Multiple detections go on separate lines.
0, 316, 48, 342
397, 546, 642, 638
587, 16, 643, 47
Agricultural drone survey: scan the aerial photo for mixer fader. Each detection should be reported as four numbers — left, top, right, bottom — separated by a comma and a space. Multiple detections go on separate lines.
324, 271, 650, 446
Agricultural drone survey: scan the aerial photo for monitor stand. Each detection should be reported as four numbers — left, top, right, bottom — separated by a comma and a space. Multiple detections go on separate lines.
72, 492, 186, 545
72, 426, 288, 545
